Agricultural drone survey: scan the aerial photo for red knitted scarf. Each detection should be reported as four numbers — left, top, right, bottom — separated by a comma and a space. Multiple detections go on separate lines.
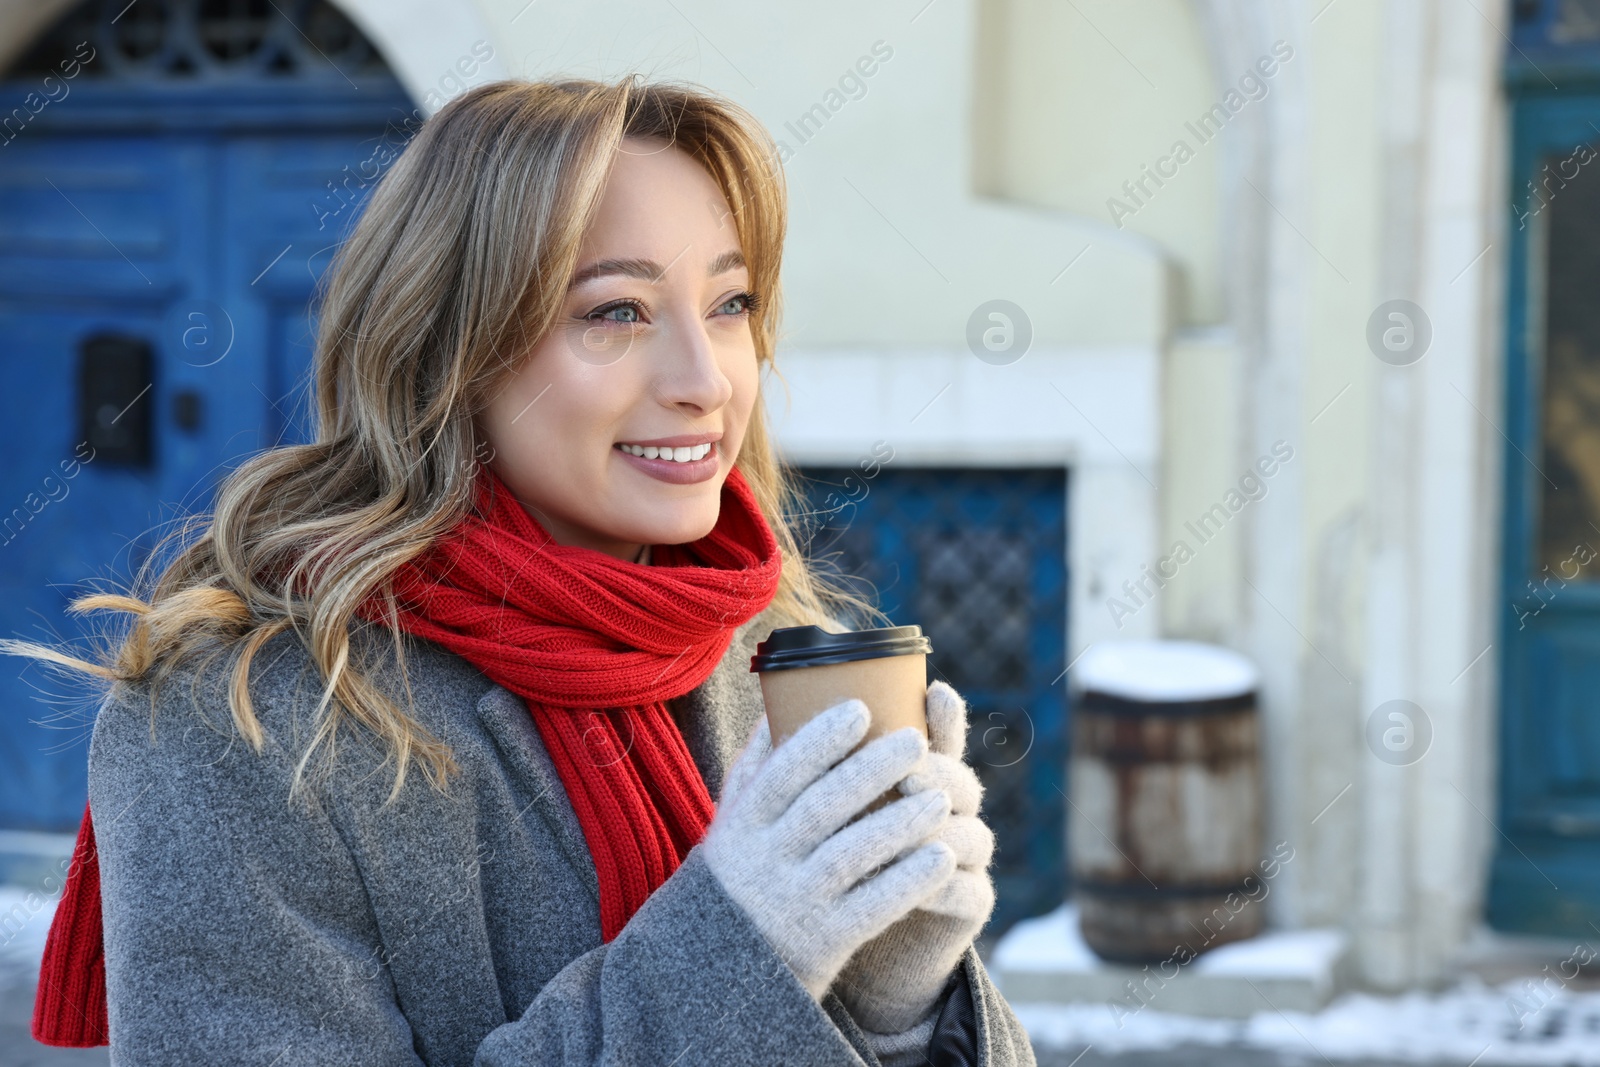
32, 462, 781, 1048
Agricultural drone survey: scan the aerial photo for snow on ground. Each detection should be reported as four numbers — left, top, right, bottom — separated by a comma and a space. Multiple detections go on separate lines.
1015, 977, 1600, 1064
995, 903, 1348, 981
1000, 902, 1600, 1063
0, 886, 56, 976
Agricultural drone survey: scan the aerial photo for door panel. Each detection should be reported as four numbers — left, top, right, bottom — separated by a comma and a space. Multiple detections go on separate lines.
1491, 88, 1600, 934
0, 135, 202, 830
0, 113, 400, 830
220, 133, 397, 449
0, 135, 199, 298
1510, 623, 1600, 829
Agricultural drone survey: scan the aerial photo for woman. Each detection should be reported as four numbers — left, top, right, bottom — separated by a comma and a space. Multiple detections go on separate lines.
8, 77, 1035, 1065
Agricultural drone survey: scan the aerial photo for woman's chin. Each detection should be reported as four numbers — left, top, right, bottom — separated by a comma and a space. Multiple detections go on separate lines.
627, 499, 721, 548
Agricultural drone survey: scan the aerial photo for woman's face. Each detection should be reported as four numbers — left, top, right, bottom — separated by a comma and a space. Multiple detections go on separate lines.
476, 136, 762, 562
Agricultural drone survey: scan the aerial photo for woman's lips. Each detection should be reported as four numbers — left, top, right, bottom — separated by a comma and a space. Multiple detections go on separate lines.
613, 441, 719, 484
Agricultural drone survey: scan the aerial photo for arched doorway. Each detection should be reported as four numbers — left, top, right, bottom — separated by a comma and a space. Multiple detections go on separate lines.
0, 0, 413, 832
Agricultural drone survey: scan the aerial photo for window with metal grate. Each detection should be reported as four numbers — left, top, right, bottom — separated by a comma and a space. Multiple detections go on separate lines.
793, 465, 1069, 936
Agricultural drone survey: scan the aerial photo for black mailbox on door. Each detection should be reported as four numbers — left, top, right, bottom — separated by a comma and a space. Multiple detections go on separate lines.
77, 332, 153, 467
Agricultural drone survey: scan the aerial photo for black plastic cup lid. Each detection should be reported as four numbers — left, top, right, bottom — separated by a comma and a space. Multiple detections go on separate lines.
749, 624, 933, 672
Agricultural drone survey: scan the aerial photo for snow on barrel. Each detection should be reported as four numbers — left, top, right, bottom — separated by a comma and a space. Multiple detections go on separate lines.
1069, 640, 1264, 963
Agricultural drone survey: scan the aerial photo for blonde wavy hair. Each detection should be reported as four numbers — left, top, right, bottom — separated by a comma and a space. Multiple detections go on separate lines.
2, 76, 886, 808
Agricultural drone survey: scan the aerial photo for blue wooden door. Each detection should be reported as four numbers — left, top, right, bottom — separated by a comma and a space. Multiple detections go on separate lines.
0, 3, 409, 831
797, 465, 1069, 934
1491, 22, 1600, 933
0, 134, 205, 831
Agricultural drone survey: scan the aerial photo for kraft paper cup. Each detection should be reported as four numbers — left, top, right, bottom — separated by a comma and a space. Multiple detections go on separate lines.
750, 624, 934, 809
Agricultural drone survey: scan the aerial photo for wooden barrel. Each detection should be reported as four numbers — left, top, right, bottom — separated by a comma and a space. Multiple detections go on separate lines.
1069, 641, 1263, 963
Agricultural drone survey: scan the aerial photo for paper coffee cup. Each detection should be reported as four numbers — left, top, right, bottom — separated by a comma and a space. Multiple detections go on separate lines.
748, 624, 934, 751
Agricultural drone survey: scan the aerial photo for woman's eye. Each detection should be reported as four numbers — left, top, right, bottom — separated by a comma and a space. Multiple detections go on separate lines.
717, 291, 758, 317
587, 300, 643, 325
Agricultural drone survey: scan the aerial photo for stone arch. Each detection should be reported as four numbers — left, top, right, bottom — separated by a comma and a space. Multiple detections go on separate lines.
0, 0, 507, 110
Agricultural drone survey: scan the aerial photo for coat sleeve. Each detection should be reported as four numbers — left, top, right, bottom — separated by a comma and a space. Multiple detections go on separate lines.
842, 949, 1037, 1067
964, 947, 1039, 1065
473, 847, 874, 1066
90, 672, 426, 1066
473, 854, 1037, 1066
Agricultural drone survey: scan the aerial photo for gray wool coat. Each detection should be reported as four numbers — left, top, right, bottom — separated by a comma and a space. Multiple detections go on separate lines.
87, 601, 1037, 1066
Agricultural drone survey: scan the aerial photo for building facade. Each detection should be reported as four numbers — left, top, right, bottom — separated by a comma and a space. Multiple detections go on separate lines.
1, 0, 1591, 992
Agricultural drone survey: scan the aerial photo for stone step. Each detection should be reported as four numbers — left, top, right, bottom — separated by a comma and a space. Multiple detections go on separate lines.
993, 904, 1351, 1020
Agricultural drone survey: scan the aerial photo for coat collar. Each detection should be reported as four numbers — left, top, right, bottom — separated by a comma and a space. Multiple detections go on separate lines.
472, 682, 602, 904
465, 600, 798, 900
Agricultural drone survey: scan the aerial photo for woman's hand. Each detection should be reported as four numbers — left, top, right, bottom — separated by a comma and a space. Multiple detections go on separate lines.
700, 699, 956, 1002
829, 680, 997, 1035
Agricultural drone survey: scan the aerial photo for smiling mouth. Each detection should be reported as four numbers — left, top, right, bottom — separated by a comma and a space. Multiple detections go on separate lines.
613, 441, 715, 463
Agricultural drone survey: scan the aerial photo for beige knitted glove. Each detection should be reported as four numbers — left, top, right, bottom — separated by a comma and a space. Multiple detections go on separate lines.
831, 680, 996, 1035
702, 699, 957, 1002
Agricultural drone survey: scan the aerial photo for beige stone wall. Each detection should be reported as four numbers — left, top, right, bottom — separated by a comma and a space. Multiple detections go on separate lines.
976, 0, 1224, 327
0, 0, 1512, 991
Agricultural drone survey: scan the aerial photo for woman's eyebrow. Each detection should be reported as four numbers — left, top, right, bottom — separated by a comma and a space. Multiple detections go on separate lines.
568, 249, 747, 288
707, 249, 746, 276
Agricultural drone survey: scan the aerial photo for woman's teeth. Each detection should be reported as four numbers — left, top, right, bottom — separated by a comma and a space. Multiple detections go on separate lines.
616, 442, 713, 462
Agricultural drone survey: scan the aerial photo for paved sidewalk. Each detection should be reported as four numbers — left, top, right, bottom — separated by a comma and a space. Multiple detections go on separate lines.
1014, 983, 1600, 1067
1038, 1050, 1425, 1067
0, 975, 107, 1067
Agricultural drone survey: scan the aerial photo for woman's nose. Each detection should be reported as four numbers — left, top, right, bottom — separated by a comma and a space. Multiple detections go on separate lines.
658, 321, 734, 415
